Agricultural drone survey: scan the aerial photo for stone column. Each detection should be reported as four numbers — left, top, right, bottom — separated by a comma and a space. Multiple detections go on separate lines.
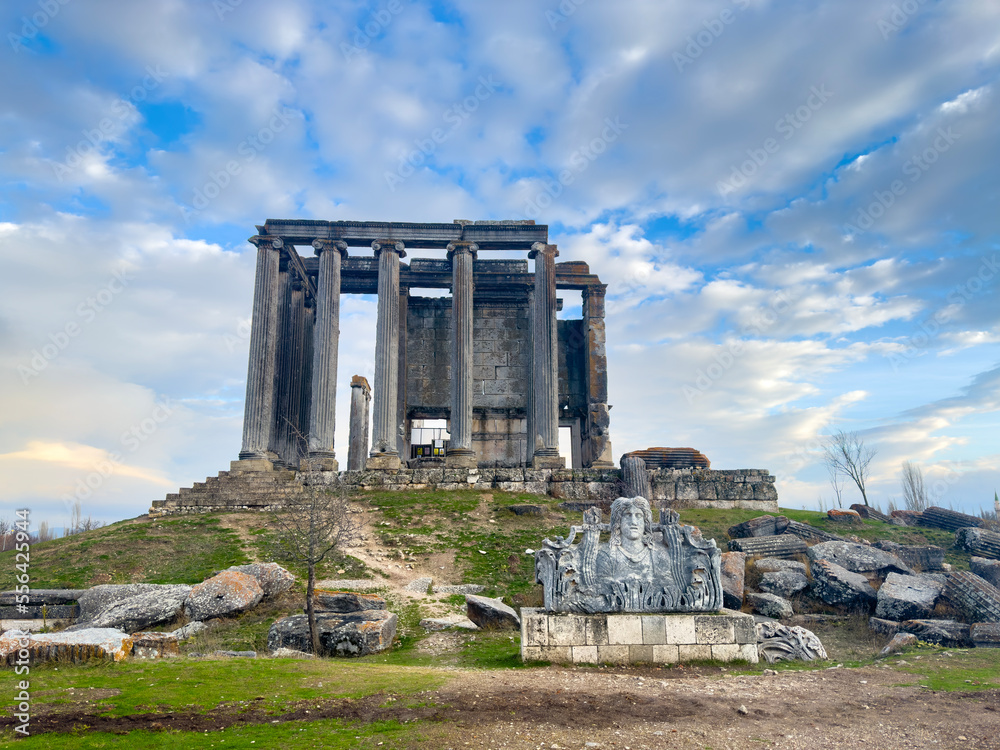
298, 293, 315, 461
367, 240, 406, 469
446, 242, 478, 468
347, 375, 372, 471
269, 260, 292, 466
583, 284, 614, 467
529, 242, 565, 468
306, 239, 348, 471
397, 285, 410, 460
238, 236, 282, 468
524, 286, 534, 467
288, 270, 306, 465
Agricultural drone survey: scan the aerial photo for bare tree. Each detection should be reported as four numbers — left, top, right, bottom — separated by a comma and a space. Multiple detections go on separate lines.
0, 518, 11, 552
823, 430, 877, 507
900, 461, 928, 511
827, 463, 846, 508
268, 487, 363, 655
35, 521, 54, 542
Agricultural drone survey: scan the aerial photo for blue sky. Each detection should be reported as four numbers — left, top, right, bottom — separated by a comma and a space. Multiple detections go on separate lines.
1, 0, 998, 525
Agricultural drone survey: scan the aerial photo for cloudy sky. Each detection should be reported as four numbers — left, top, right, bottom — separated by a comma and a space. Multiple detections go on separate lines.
2, 0, 998, 526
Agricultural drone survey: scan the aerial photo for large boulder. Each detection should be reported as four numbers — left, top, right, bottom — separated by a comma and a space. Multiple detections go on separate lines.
77, 584, 169, 622
899, 619, 972, 647
807, 541, 913, 579
267, 611, 397, 656
759, 570, 809, 599
755, 558, 808, 575
314, 591, 386, 613
71, 585, 191, 633
185, 571, 264, 621
1, 628, 133, 665
809, 560, 876, 607
826, 509, 862, 524
226, 563, 296, 597
971, 557, 1000, 589
879, 632, 918, 657
746, 592, 794, 620
466, 594, 520, 630
728, 515, 789, 539
720, 551, 746, 609
875, 573, 944, 621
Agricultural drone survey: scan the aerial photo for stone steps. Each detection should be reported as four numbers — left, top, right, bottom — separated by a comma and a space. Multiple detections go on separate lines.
150, 462, 310, 515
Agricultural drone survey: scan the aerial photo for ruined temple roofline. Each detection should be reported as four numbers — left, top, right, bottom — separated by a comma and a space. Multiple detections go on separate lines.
259, 219, 548, 250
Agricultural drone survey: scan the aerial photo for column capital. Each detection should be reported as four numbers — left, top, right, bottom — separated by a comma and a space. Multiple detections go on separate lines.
311, 238, 348, 256
249, 235, 283, 251
446, 241, 479, 260
582, 283, 608, 299
372, 239, 406, 259
528, 242, 558, 259
350, 374, 371, 395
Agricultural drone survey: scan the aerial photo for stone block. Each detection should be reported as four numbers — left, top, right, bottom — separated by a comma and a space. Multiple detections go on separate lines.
641, 615, 666, 644
572, 645, 598, 663
629, 645, 654, 662
521, 646, 544, 662
585, 615, 609, 645
731, 614, 757, 644
521, 611, 548, 646
695, 616, 735, 644
676, 482, 699, 501
652, 644, 679, 663
548, 615, 587, 646
711, 643, 740, 661
663, 616, 697, 644
596, 645, 629, 664
678, 644, 712, 661
607, 615, 643, 644
738, 643, 759, 662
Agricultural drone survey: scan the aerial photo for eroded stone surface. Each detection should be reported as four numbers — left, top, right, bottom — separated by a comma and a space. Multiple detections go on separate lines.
226, 563, 295, 597
1, 628, 133, 664
267, 610, 397, 656
314, 591, 386, 613
756, 622, 827, 663
874, 573, 944, 621
809, 560, 876, 607
746, 592, 794, 620
807, 541, 913, 578
72, 586, 190, 633
759, 570, 809, 598
720, 551, 745, 609
467, 594, 520, 630
185, 571, 264, 621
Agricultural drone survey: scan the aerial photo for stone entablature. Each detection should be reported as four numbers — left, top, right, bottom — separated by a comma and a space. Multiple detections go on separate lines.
520, 609, 759, 664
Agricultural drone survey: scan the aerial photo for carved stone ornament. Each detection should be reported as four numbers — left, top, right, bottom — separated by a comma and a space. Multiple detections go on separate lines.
534, 496, 723, 613
756, 621, 828, 663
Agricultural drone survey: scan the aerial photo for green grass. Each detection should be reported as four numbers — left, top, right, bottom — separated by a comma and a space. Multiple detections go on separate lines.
885, 647, 1000, 691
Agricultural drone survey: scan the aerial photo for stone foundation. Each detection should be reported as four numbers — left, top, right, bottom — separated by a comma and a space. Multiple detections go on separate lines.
152, 465, 777, 515
520, 609, 758, 665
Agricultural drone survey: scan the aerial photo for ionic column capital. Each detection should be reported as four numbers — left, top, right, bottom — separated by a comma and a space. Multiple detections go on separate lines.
446, 241, 479, 260
528, 242, 558, 259
249, 235, 284, 251
311, 238, 348, 257
372, 240, 406, 259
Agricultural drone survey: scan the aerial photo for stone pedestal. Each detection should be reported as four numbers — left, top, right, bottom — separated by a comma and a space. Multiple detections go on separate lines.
229, 458, 274, 473
520, 609, 758, 665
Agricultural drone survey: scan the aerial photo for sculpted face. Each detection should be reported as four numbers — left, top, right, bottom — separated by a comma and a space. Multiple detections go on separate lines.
621, 506, 645, 542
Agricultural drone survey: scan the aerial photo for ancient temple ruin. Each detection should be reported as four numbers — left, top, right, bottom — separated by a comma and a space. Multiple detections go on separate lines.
237, 219, 613, 472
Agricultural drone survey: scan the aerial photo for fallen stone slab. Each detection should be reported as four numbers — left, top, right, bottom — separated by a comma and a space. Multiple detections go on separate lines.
868, 617, 902, 636
890, 510, 923, 526
270, 647, 316, 659
827, 509, 862, 523
267, 610, 397, 656
899, 619, 972, 647
226, 563, 296, 596
70, 585, 191, 633
809, 560, 876, 608
434, 584, 486, 595
1, 628, 133, 665
756, 621, 827, 663
0, 604, 79, 620
0, 589, 81, 606
970, 622, 1000, 648
77, 584, 172, 622
784, 521, 843, 544
314, 591, 387, 613
944, 571, 1000, 623
314, 578, 383, 591
917, 506, 983, 532
807, 541, 913, 578
850, 504, 892, 523
746, 592, 794, 620
971, 557, 1000, 589
728, 515, 789, 539
759, 570, 809, 599
131, 631, 180, 659
754, 558, 808, 575
879, 632, 918, 657
212, 650, 256, 658
956, 528, 1000, 561
419, 616, 478, 631
169, 621, 210, 641
720, 551, 746, 609
466, 594, 520, 630
505, 504, 543, 516
872, 540, 945, 572
728, 535, 807, 560
875, 573, 944, 621
403, 577, 432, 594
185, 571, 263, 622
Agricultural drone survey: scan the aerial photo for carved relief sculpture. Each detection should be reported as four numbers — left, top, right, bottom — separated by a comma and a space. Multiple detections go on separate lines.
535, 496, 723, 613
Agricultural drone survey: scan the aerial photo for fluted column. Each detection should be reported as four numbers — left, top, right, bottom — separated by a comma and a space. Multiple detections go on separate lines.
269, 259, 293, 465
288, 271, 306, 465
583, 283, 614, 467
306, 239, 348, 471
529, 242, 565, 468
348, 375, 372, 471
367, 240, 405, 469
446, 242, 478, 468
238, 236, 282, 466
